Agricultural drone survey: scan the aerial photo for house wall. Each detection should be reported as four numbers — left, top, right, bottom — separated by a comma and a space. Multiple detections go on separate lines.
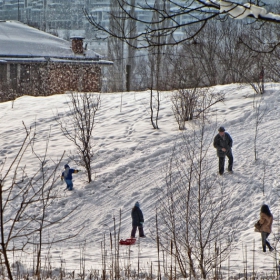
0, 62, 101, 101
48, 63, 101, 94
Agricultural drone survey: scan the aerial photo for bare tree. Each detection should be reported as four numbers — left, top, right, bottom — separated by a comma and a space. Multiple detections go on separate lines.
126, 0, 137, 92
156, 122, 234, 278
264, 42, 280, 82
149, 88, 160, 129
172, 87, 224, 130
216, 21, 255, 85
84, 0, 280, 92
131, 19, 271, 92
0, 124, 81, 280
172, 88, 197, 130
154, 99, 235, 278
29, 128, 83, 278
251, 92, 268, 161
146, 0, 175, 129
84, 0, 280, 49
107, 0, 126, 92
175, 21, 267, 87
57, 92, 101, 183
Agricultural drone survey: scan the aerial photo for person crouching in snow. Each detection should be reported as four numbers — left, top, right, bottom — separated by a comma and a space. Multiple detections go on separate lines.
131, 201, 145, 238
61, 164, 80, 191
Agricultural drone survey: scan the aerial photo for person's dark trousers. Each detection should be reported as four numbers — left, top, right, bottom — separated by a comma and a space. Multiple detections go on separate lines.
261, 232, 272, 252
227, 151, 233, 172
131, 226, 145, 238
219, 157, 225, 175
219, 151, 233, 174
65, 179, 73, 190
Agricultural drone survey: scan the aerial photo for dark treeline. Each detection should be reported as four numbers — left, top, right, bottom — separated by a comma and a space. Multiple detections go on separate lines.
106, 14, 280, 92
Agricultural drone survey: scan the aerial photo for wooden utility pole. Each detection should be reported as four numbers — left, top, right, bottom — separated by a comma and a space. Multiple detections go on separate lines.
259, 66, 264, 94
126, 64, 131, 92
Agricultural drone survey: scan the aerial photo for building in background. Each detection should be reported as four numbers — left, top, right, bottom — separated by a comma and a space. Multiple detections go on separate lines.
0, 0, 106, 33
0, 20, 112, 101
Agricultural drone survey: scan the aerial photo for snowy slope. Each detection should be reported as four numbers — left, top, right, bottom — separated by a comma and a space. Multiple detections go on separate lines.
0, 83, 280, 277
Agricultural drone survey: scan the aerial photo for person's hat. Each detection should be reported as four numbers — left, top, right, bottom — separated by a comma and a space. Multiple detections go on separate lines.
218, 126, 225, 132
64, 164, 69, 169
135, 201, 140, 208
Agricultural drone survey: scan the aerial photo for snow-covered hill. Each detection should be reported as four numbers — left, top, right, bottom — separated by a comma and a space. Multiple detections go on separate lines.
1, 83, 280, 278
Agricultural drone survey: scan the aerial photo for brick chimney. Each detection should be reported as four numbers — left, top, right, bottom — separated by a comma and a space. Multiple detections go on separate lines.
70, 36, 85, 54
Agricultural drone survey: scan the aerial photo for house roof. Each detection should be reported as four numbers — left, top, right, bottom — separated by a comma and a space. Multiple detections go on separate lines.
0, 20, 113, 65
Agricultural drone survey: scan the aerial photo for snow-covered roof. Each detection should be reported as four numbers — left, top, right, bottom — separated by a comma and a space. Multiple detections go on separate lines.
0, 56, 113, 65
0, 20, 112, 64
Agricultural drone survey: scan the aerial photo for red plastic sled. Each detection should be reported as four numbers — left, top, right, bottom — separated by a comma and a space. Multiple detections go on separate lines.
119, 238, 136, 245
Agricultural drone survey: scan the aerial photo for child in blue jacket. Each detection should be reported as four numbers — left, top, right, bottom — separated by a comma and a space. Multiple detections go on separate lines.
61, 164, 80, 191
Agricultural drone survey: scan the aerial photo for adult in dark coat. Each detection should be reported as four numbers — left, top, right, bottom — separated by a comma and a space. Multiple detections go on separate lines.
213, 126, 233, 175
131, 201, 145, 238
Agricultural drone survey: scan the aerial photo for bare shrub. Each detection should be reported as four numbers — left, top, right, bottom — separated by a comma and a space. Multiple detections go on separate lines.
172, 87, 224, 130
0, 124, 81, 280
57, 92, 101, 183
156, 126, 234, 278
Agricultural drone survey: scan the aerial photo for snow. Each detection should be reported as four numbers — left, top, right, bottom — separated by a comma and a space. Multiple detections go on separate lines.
219, 1, 267, 19
1, 83, 280, 278
211, 0, 280, 22
0, 21, 102, 59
